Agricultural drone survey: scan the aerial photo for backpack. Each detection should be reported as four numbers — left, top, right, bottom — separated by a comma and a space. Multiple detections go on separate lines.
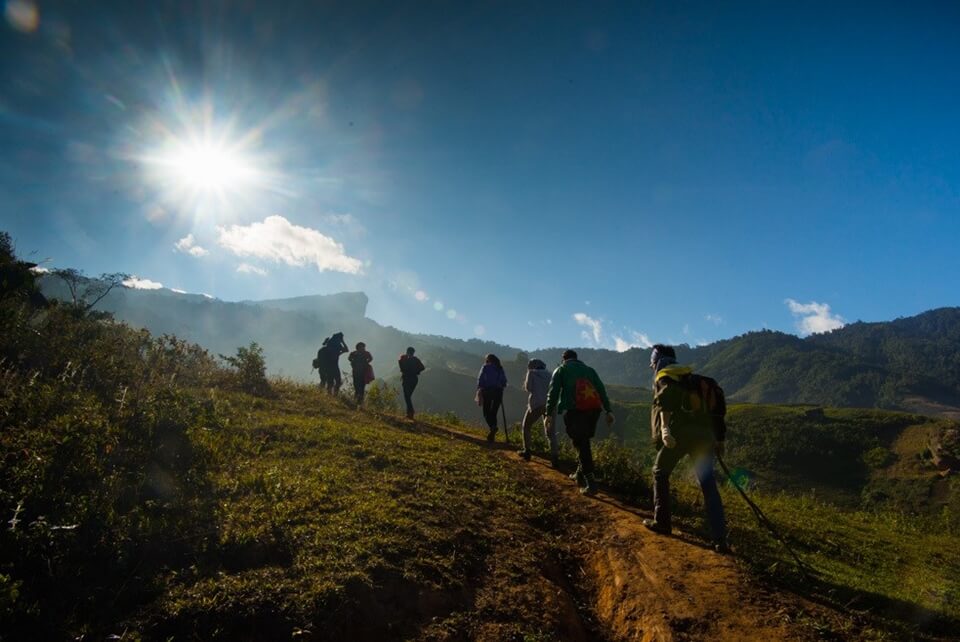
657, 373, 727, 441
574, 376, 604, 411
312, 347, 325, 370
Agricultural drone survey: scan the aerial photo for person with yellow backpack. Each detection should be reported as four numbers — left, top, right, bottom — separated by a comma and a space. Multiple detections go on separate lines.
643, 344, 729, 553
544, 349, 614, 495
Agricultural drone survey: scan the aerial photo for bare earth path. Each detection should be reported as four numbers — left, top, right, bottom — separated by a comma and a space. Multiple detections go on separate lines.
413, 418, 828, 642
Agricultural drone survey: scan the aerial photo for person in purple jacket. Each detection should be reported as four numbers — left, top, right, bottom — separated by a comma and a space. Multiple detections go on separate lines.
477, 353, 508, 442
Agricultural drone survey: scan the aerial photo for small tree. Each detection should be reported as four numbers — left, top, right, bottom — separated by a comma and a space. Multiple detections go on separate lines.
219, 342, 270, 396
53, 268, 128, 316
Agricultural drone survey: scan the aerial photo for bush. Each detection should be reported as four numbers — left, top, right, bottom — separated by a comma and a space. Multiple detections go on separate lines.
863, 446, 896, 469
219, 342, 270, 396
364, 381, 399, 415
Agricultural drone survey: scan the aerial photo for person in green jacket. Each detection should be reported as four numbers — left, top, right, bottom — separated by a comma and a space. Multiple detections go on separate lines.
545, 349, 615, 495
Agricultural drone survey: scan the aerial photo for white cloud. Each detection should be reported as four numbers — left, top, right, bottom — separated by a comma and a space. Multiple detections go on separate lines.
217, 215, 363, 274
705, 314, 723, 325
123, 276, 163, 290
171, 288, 186, 294
785, 299, 846, 335
236, 263, 268, 276
612, 331, 653, 352
573, 312, 602, 345
682, 323, 690, 335
29, 265, 50, 274
174, 234, 209, 257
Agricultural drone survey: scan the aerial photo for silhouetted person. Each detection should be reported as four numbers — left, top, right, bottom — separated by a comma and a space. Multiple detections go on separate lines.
643, 344, 728, 552
318, 332, 348, 394
545, 349, 614, 495
520, 359, 554, 464
398, 346, 425, 420
348, 341, 373, 404
477, 354, 508, 442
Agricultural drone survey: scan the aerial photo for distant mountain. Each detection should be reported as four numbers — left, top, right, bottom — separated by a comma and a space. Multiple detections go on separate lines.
38, 276, 960, 416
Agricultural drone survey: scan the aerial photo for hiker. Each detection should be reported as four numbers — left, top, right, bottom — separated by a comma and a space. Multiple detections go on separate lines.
477, 354, 508, 442
519, 358, 555, 465
643, 344, 729, 552
545, 350, 614, 495
398, 346, 425, 420
348, 342, 374, 405
318, 332, 349, 395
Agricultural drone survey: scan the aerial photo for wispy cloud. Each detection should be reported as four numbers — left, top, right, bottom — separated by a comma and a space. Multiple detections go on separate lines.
123, 276, 163, 290
573, 312, 602, 344
612, 331, 653, 352
29, 265, 50, 274
785, 299, 845, 335
217, 215, 363, 274
236, 263, 268, 276
323, 213, 366, 237
705, 314, 723, 325
174, 234, 209, 257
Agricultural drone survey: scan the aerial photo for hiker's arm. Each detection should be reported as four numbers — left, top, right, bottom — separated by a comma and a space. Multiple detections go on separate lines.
523, 371, 531, 393
659, 411, 676, 448
593, 373, 612, 413
545, 369, 562, 418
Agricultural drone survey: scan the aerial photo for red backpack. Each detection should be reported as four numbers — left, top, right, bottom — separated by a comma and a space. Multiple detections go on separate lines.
574, 377, 604, 411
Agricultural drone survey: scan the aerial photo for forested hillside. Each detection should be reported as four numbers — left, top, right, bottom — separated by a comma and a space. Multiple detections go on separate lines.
38, 274, 960, 414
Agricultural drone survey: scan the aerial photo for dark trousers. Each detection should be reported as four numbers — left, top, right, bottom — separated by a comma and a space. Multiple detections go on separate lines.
481, 387, 503, 431
402, 377, 418, 414
564, 409, 601, 476
352, 373, 366, 404
652, 438, 727, 542
320, 365, 341, 394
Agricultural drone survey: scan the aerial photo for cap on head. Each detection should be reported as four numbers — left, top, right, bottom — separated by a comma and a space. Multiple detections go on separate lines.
562, 349, 578, 361
406, 346, 416, 356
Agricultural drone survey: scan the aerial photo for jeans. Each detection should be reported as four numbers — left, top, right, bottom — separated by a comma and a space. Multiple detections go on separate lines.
402, 377, 418, 415
563, 409, 601, 476
652, 438, 727, 542
481, 387, 503, 432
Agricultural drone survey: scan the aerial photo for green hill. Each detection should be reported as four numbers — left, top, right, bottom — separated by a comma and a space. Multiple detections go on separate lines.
2, 245, 958, 640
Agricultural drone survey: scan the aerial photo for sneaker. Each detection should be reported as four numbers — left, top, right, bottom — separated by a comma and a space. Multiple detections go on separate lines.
713, 540, 731, 554
580, 474, 597, 495
550, 457, 560, 469
486, 430, 495, 443
568, 470, 582, 482
642, 519, 671, 536
517, 449, 532, 461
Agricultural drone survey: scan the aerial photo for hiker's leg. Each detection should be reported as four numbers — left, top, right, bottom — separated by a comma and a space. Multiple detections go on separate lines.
521, 407, 534, 452
539, 407, 558, 463
482, 390, 498, 431
402, 379, 416, 415
652, 444, 683, 531
693, 450, 727, 543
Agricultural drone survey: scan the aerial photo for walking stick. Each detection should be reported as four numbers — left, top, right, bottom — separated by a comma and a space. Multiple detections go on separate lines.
717, 455, 811, 582
501, 402, 509, 442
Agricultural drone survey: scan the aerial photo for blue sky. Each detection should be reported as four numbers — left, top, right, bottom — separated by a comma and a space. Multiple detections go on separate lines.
1, 1, 958, 350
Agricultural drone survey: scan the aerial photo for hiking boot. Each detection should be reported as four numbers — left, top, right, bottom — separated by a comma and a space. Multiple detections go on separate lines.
550, 456, 560, 469
713, 540, 731, 554
568, 470, 581, 481
406, 410, 414, 421
517, 449, 532, 461
642, 519, 671, 536
580, 474, 597, 496
486, 430, 496, 443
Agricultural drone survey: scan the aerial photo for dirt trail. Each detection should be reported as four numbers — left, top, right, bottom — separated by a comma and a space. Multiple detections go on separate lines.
415, 419, 822, 641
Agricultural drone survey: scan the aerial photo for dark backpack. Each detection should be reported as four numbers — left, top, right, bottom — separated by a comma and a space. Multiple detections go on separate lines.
656, 373, 727, 441
312, 347, 325, 370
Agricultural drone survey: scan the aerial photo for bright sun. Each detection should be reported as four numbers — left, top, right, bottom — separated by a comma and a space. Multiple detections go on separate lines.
136, 109, 272, 217
163, 141, 255, 192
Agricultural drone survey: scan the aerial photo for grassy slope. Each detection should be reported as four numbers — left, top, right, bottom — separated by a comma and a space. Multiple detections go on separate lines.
133, 385, 602, 641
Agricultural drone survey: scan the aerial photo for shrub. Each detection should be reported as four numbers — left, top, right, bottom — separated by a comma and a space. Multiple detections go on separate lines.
364, 381, 399, 415
219, 342, 270, 396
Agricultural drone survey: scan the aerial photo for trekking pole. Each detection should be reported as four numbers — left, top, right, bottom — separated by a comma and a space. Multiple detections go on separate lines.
716, 454, 811, 583
501, 403, 509, 442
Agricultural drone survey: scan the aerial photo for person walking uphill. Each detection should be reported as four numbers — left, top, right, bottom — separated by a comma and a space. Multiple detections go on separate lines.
519, 359, 555, 465
643, 344, 729, 552
318, 332, 349, 395
398, 347, 425, 420
545, 350, 614, 495
477, 354, 508, 442
348, 342, 374, 405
